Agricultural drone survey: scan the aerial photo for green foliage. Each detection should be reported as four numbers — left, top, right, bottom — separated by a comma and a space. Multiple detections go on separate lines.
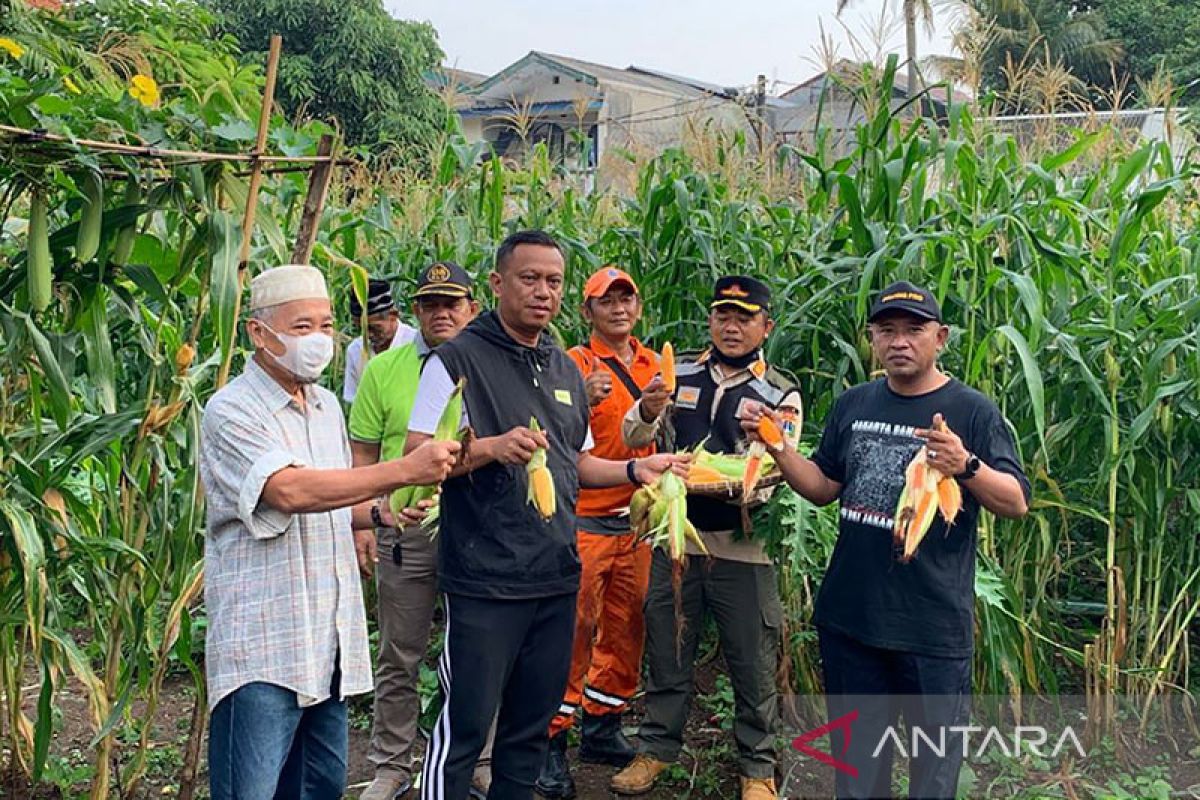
966, 0, 1122, 108
204, 0, 448, 156
1093, 0, 1200, 102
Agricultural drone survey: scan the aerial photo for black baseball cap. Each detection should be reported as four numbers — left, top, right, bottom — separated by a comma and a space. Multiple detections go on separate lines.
413, 261, 473, 300
868, 281, 942, 323
349, 278, 395, 317
711, 275, 771, 314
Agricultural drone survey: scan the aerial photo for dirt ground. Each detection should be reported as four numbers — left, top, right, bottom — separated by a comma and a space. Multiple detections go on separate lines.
7, 659, 767, 800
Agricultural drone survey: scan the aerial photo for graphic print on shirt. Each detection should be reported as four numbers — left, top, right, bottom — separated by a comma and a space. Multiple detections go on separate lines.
839, 419, 924, 532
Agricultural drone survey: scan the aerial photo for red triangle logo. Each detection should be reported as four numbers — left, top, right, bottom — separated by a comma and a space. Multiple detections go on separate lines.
791, 709, 860, 777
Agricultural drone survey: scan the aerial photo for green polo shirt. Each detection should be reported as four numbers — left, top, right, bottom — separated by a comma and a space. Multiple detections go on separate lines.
348, 335, 430, 461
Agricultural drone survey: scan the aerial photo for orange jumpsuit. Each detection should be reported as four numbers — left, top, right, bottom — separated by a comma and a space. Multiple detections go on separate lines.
549, 337, 659, 736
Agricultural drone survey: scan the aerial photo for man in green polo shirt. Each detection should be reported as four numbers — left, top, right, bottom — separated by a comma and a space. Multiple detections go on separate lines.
350, 262, 492, 800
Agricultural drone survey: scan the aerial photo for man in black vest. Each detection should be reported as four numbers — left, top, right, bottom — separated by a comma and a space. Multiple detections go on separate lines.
612, 276, 800, 800
405, 230, 686, 800
742, 281, 1030, 798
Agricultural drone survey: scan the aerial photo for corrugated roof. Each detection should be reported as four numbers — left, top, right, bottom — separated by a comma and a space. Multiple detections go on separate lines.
532, 52, 713, 97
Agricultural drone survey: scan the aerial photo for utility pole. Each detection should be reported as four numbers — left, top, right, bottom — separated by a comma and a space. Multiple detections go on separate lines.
755, 73, 767, 156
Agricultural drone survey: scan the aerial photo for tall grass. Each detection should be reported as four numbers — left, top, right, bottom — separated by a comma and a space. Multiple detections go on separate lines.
326, 57, 1200, 704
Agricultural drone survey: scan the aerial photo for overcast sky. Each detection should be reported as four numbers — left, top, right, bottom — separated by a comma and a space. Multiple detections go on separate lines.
386, 0, 959, 94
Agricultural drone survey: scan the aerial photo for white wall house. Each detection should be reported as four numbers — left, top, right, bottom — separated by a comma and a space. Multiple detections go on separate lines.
454, 51, 752, 179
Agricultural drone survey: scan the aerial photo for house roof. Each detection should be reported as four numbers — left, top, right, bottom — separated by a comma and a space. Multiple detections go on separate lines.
469, 51, 736, 101
425, 66, 488, 93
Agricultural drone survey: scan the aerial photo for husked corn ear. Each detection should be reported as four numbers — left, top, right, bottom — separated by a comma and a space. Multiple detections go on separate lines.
757, 416, 785, 448
894, 416, 964, 563
660, 342, 676, 393
685, 464, 727, 484
526, 417, 556, 521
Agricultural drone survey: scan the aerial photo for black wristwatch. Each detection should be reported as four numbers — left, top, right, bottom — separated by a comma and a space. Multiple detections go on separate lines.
370, 500, 388, 528
626, 459, 643, 486
957, 453, 982, 481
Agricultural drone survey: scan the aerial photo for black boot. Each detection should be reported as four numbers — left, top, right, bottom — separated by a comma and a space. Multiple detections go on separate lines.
535, 731, 576, 799
580, 711, 637, 767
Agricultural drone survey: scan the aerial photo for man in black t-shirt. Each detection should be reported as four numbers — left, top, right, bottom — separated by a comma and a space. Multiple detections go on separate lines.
744, 281, 1030, 799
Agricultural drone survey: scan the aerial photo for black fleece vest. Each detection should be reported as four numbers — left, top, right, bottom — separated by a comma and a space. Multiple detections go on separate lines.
671, 355, 798, 533
434, 313, 589, 599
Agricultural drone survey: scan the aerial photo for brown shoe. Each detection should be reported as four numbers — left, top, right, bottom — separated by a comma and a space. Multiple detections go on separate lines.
610, 754, 669, 795
740, 776, 777, 800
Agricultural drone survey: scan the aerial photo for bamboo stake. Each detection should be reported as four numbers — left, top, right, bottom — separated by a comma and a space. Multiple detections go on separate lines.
239, 34, 283, 274
291, 134, 336, 265
215, 34, 281, 389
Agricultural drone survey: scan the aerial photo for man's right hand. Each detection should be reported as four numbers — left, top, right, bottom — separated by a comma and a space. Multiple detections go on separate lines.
640, 376, 671, 421
399, 439, 462, 485
491, 426, 550, 465
353, 529, 377, 579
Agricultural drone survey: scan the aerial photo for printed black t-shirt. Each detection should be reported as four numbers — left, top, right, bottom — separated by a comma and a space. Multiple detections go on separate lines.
811, 378, 1031, 658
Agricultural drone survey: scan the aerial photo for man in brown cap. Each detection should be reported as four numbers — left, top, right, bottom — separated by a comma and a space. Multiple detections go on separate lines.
200, 264, 459, 800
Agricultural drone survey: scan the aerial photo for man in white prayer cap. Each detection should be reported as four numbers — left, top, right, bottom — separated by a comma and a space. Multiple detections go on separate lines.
198, 264, 462, 800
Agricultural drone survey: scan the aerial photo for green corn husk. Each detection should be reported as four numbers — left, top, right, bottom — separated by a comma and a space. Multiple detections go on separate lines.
419, 498, 441, 536
390, 378, 465, 518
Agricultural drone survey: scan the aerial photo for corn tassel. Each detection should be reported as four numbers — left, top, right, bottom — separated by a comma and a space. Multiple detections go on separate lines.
526, 417, 556, 521
660, 342, 676, 393
893, 417, 964, 563
390, 378, 466, 518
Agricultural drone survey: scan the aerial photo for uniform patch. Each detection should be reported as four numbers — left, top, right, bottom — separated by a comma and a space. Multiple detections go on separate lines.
676, 386, 701, 409
735, 396, 762, 421
554, 389, 573, 406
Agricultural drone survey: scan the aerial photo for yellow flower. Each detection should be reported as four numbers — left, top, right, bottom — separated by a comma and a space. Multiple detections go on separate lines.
63, 75, 81, 95
129, 74, 159, 108
0, 38, 25, 60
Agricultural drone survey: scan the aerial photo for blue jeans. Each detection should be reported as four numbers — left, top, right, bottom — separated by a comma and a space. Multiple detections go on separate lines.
209, 666, 348, 800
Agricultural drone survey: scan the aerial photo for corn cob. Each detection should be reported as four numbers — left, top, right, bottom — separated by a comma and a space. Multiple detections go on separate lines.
390, 378, 465, 518
893, 417, 964, 562
741, 415, 784, 502
75, 171, 103, 263
660, 342, 676, 393
27, 186, 52, 313
526, 417, 556, 521
685, 464, 727, 484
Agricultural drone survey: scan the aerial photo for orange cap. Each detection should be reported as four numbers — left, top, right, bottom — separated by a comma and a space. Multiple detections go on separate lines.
583, 266, 639, 300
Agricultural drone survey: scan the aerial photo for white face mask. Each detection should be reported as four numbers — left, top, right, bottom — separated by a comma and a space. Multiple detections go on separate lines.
258, 322, 334, 383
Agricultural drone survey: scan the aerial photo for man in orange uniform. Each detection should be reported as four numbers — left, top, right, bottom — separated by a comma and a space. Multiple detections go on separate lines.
535, 266, 672, 799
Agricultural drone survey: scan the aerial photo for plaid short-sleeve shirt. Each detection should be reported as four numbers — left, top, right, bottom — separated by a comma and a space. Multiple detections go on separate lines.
199, 357, 371, 710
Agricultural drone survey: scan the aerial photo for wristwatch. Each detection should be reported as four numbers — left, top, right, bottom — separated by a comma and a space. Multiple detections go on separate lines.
626, 459, 643, 486
370, 500, 388, 528
957, 452, 982, 481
